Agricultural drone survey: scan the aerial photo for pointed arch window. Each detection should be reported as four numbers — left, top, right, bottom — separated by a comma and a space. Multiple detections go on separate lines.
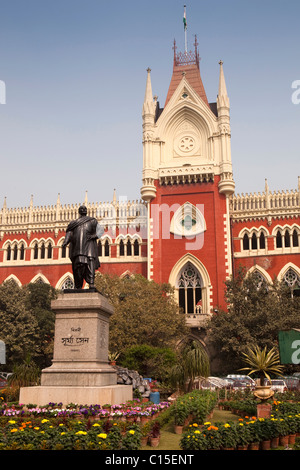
276, 230, 282, 248
283, 268, 300, 298
6, 244, 11, 261
40, 243, 45, 259
292, 229, 299, 247
259, 232, 266, 249
104, 239, 110, 257
252, 270, 268, 291
34, 243, 38, 260
177, 262, 202, 315
119, 239, 125, 256
126, 239, 132, 256
251, 233, 257, 250
47, 242, 52, 259
20, 244, 25, 260
284, 230, 290, 248
243, 233, 249, 250
133, 239, 139, 256
13, 244, 18, 261
97, 240, 102, 257
61, 277, 74, 290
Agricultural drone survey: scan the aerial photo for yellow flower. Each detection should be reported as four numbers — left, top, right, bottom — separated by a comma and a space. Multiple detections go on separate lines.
41, 419, 49, 423
34, 427, 40, 430
75, 431, 87, 435
59, 423, 64, 427
129, 430, 135, 435
194, 430, 200, 434
98, 433, 107, 439
239, 423, 244, 426
204, 422, 211, 426
223, 423, 230, 428
10, 428, 18, 433
92, 423, 101, 427
8, 420, 16, 424
192, 423, 198, 427
61, 432, 66, 435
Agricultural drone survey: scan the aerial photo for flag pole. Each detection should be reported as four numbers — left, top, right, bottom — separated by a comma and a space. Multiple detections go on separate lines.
183, 5, 187, 54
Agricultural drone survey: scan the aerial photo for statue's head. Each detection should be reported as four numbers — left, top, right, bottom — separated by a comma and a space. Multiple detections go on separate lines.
79, 205, 87, 216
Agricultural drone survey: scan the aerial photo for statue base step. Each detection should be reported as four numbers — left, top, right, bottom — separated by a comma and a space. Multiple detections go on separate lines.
19, 384, 132, 407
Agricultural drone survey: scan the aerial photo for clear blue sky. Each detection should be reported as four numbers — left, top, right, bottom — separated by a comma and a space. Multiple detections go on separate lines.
0, 0, 299, 208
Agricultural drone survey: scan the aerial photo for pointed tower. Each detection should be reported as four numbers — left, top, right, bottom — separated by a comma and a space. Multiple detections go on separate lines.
141, 39, 235, 320
141, 68, 157, 202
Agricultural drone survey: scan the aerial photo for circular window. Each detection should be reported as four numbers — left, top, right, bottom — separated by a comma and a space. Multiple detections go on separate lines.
179, 136, 195, 153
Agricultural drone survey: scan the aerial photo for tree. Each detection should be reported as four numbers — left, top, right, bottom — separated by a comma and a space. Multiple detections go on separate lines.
0, 280, 39, 368
240, 345, 284, 386
120, 344, 177, 382
0, 280, 57, 369
24, 282, 57, 368
208, 267, 300, 374
95, 273, 188, 353
169, 340, 210, 392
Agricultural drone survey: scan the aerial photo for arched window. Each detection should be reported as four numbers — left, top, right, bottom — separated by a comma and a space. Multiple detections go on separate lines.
20, 244, 25, 260
119, 239, 125, 256
251, 233, 257, 250
243, 233, 249, 250
61, 243, 67, 258
284, 230, 290, 248
259, 232, 266, 249
6, 244, 11, 261
177, 262, 202, 315
126, 239, 132, 256
61, 277, 74, 290
97, 240, 102, 257
252, 270, 268, 291
13, 244, 18, 260
104, 239, 109, 257
276, 230, 282, 248
133, 239, 139, 256
292, 229, 299, 247
283, 268, 300, 298
47, 243, 52, 259
40, 243, 45, 259
34, 243, 38, 260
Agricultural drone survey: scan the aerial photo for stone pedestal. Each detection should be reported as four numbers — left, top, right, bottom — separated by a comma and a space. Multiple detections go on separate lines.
257, 402, 272, 419
19, 291, 132, 406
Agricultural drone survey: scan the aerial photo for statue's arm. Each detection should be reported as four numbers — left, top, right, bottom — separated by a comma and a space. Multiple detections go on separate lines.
62, 231, 72, 247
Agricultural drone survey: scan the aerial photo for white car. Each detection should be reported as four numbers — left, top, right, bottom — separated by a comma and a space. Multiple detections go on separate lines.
270, 379, 287, 392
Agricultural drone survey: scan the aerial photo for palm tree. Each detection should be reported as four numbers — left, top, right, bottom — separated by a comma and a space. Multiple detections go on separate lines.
170, 340, 210, 392
239, 345, 284, 386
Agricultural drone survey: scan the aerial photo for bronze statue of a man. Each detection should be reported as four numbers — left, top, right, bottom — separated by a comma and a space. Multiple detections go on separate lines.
62, 205, 103, 290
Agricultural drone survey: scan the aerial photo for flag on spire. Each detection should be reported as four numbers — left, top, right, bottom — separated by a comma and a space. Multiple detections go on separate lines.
183, 5, 187, 31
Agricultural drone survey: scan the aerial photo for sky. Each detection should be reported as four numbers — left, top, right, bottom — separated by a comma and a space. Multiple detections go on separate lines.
0, 0, 299, 208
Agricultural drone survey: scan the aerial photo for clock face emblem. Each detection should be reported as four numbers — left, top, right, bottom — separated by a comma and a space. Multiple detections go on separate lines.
179, 136, 195, 152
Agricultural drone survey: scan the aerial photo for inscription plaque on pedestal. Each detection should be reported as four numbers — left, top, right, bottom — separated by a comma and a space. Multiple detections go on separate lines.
40, 291, 117, 387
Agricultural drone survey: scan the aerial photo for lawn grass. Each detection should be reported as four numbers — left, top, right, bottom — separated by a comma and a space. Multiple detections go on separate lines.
140, 407, 239, 451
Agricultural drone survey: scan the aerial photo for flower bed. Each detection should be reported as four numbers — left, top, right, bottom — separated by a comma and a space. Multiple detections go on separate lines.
180, 412, 300, 450
0, 399, 170, 450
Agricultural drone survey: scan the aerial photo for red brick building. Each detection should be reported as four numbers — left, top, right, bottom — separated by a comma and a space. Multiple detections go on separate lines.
0, 41, 299, 334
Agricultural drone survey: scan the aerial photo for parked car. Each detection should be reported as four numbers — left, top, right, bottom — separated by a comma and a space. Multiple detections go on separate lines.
270, 379, 287, 392
284, 376, 300, 391
226, 374, 255, 388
